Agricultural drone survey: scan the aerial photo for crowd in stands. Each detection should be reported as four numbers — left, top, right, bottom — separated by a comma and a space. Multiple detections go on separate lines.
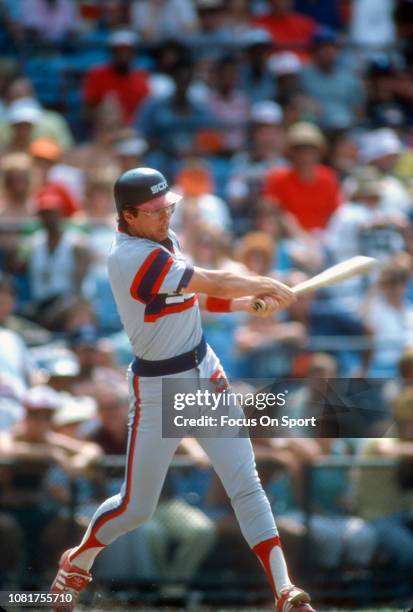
0, 0, 413, 603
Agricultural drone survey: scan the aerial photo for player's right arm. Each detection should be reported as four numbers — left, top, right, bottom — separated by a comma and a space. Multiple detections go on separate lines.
183, 267, 295, 309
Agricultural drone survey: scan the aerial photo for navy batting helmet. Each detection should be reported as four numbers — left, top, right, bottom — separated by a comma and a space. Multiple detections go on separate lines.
114, 167, 181, 215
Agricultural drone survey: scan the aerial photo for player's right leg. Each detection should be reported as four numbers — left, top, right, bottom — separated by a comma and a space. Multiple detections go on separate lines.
197, 348, 315, 612
50, 371, 181, 610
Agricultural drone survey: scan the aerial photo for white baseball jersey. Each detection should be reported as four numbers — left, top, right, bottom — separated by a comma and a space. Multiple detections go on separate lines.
108, 229, 202, 359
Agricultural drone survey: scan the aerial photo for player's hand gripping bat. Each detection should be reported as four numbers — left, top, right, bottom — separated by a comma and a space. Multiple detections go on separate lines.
253, 256, 377, 312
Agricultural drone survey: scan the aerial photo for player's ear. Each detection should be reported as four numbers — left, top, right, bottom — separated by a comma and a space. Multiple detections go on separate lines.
123, 208, 139, 224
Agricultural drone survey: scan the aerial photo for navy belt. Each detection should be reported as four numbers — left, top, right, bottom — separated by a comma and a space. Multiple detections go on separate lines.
132, 335, 207, 377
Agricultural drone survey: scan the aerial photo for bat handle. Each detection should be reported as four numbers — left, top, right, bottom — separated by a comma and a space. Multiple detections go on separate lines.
253, 298, 267, 312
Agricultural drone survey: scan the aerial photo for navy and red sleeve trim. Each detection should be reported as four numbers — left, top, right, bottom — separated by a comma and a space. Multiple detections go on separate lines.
177, 265, 194, 293
130, 248, 174, 303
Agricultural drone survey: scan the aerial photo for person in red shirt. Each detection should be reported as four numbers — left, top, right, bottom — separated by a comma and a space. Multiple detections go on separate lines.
83, 29, 150, 125
263, 122, 341, 230
251, 0, 316, 59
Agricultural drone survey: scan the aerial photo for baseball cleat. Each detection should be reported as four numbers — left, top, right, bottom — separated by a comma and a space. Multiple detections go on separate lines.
276, 585, 316, 612
50, 548, 92, 611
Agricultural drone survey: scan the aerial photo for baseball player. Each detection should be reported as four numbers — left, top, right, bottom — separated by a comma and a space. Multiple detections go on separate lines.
51, 168, 316, 612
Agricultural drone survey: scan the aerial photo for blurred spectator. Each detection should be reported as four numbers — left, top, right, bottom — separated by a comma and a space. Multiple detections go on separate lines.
29, 138, 62, 188
0, 274, 35, 402
0, 271, 50, 346
364, 58, 408, 130
60, 324, 123, 395
173, 161, 232, 235
191, 0, 229, 47
0, 153, 35, 220
147, 38, 188, 99
240, 28, 277, 103
286, 352, 341, 437
4, 100, 42, 154
223, 0, 252, 36
263, 122, 341, 230
294, 0, 343, 30
382, 347, 413, 408
299, 27, 366, 130
354, 409, 413, 573
328, 130, 359, 180
115, 134, 148, 173
82, 167, 118, 226
327, 165, 408, 265
130, 0, 199, 43
251, 0, 317, 58
83, 383, 128, 455
394, 0, 413, 41
205, 55, 250, 154
227, 101, 285, 231
63, 99, 123, 173
0, 512, 23, 588
53, 394, 97, 439
359, 128, 412, 214
27, 189, 91, 329
0, 385, 100, 573
267, 51, 302, 105
3, 76, 74, 150
136, 58, 216, 172
83, 28, 150, 125
361, 253, 413, 376
18, 0, 80, 45
349, 0, 395, 54
242, 215, 322, 275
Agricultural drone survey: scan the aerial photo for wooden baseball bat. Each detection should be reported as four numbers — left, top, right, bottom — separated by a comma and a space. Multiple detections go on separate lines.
253, 256, 377, 311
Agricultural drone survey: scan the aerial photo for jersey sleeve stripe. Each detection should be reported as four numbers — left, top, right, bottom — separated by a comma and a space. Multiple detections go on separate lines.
144, 294, 198, 322
130, 248, 173, 302
151, 255, 174, 294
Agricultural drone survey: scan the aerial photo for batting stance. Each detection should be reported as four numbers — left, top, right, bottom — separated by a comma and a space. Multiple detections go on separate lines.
51, 168, 316, 612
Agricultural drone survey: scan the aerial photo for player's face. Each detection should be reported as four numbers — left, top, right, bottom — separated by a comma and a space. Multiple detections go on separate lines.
124, 204, 175, 242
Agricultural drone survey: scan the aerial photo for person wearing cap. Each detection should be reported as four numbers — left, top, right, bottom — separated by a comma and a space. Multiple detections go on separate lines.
358, 128, 411, 215
327, 165, 408, 267
205, 54, 250, 154
227, 101, 286, 231
130, 0, 198, 43
251, 0, 317, 59
268, 51, 302, 103
30, 138, 62, 186
50, 165, 315, 612
360, 253, 413, 377
27, 188, 91, 329
240, 28, 277, 103
17, 0, 80, 44
115, 134, 148, 173
1, 76, 74, 152
300, 27, 366, 130
5, 99, 42, 155
83, 28, 150, 125
135, 58, 216, 168
264, 121, 341, 230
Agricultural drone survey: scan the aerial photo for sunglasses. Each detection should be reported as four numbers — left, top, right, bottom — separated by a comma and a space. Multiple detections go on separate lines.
140, 203, 176, 218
